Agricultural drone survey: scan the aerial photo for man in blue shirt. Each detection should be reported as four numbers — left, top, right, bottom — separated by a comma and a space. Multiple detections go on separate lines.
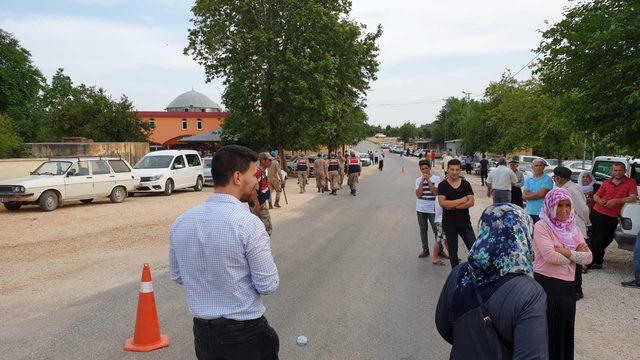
169, 145, 280, 360
522, 158, 553, 223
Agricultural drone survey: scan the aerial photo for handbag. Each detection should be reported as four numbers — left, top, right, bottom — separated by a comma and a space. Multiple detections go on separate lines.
467, 264, 513, 359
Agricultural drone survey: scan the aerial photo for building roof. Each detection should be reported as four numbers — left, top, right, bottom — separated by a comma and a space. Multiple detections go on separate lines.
182, 129, 222, 142
166, 90, 221, 112
138, 111, 228, 117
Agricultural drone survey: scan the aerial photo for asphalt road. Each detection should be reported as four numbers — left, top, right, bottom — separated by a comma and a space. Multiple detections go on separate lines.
3, 145, 454, 360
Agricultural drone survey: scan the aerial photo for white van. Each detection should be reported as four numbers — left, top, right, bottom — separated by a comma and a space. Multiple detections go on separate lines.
132, 150, 204, 196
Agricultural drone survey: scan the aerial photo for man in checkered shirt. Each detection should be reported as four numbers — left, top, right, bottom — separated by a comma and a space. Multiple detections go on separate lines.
169, 145, 280, 360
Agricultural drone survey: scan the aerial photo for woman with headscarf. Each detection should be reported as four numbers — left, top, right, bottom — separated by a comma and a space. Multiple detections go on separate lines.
533, 188, 592, 360
436, 204, 548, 359
578, 170, 595, 210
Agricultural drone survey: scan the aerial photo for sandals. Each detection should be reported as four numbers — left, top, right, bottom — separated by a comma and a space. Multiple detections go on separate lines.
432, 259, 446, 266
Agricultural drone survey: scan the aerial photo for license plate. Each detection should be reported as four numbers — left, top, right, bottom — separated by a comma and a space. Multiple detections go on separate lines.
0, 196, 10, 202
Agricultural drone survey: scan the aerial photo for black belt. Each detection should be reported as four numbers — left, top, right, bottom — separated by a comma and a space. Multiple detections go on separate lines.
194, 315, 265, 327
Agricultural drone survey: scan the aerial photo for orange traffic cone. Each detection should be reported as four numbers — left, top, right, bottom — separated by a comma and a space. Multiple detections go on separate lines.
124, 263, 170, 352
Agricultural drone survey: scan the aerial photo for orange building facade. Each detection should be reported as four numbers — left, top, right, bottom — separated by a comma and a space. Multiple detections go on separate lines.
138, 111, 228, 148
137, 90, 228, 149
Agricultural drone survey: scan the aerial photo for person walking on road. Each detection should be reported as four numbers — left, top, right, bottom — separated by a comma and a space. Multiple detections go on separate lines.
523, 158, 554, 223
347, 151, 361, 196
589, 161, 637, 269
415, 159, 445, 264
436, 204, 548, 360
314, 153, 328, 193
374, 150, 379, 165
250, 152, 274, 235
533, 188, 592, 360
552, 166, 592, 300
479, 155, 489, 186
464, 154, 473, 175
338, 153, 346, 189
378, 151, 384, 171
267, 151, 285, 209
486, 157, 517, 204
327, 153, 340, 196
509, 158, 525, 208
296, 153, 309, 193
438, 159, 476, 268
169, 145, 280, 360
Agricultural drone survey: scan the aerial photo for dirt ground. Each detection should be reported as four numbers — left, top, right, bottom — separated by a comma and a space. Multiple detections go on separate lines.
1, 148, 638, 359
0, 162, 378, 326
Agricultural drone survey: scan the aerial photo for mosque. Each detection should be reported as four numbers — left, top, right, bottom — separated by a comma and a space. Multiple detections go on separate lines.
138, 90, 228, 150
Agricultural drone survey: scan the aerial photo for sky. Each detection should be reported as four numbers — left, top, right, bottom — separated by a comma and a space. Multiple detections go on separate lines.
1, 0, 571, 127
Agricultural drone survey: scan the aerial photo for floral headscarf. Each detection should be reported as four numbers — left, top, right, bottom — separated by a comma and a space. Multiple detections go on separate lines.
578, 170, 595, 194
457, 204, 534, 288
540, 188, 583, 250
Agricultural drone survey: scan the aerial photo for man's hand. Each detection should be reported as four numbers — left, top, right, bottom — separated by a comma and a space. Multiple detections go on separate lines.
604, 199, 618, 208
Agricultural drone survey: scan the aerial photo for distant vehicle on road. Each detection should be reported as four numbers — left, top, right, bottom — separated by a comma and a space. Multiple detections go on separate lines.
0, 157, 139, 211
133, 149, 204, 196
202, 157, 213, 185
359, 153, 372, 166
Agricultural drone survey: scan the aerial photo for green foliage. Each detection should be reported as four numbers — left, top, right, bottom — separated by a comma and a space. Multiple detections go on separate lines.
38, 69, 151, 142
0, 115, 24, 158
0, 29, 46, 142
185, 0, 381, 152
397, 121, 417, 147
535, 0, 640, 153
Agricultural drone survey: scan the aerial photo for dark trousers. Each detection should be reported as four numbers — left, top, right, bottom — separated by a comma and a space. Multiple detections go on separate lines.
378, 160, 384, 170
480, 170, 488, 185
574, 263, 582, 294
193, 316, 279, 360
511, 186, 523, 208
443, 222, 476, 268
589, 210, 619, 266
535, 273, 576, 360
417, 211, 436, 250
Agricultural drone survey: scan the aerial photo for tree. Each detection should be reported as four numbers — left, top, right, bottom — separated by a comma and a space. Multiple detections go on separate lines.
185, 0, 381, 156
39, 69, 150, 142
0, 29, 46, 142
0, 115, 24, 158
397, 121, 417, 148
535, 0, 640, 153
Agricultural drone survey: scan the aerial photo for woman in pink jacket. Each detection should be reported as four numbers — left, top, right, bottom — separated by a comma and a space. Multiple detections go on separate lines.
533, 188, 592, 360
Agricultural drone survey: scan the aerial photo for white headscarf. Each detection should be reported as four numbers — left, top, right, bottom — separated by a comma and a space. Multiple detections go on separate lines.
578, 170, 595, 194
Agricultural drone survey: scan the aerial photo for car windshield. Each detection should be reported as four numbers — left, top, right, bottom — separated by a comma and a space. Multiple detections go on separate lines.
32, 161, 72, 175
134, 155, 174, 169
592, 160, 614, 181
546, 159, 558, 166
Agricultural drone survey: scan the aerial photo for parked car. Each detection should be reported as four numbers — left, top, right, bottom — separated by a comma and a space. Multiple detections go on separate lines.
0, 157, 139, 211
381, 142, 390, 149
132, 149, 204, 196
359, 153, 372, 166
202, 156, 213, 185
592, 156, 640, 251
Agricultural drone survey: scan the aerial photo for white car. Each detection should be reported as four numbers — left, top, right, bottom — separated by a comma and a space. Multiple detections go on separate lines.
202, 157, 213, 185
133, 150, 204, 196
0, 157, 139, 211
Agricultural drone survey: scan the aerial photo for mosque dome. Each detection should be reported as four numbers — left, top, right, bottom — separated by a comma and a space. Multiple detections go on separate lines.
166, 90, 221, 112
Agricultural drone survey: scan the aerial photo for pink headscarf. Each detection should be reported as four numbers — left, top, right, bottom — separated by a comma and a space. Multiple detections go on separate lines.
540, 188, 583, 250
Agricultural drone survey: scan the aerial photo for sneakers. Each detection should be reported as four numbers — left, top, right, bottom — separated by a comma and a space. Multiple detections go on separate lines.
418, 249, 430, 258
621, 280, 640, 289
588, 263, 603, 270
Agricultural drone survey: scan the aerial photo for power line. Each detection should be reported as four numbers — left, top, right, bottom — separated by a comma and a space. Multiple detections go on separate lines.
511, 52, 541, 78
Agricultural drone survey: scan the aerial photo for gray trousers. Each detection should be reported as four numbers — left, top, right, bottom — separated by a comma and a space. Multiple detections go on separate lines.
492, 189, 512, 204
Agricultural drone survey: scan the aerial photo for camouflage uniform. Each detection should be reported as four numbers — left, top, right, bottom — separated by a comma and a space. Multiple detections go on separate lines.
250, 202, 272, 235
346, 154, 362, 196
267, 157, 284, 208
313, 156, 328, 193
296, 156, 309, 193
338, 155, 345, 189
327, 155, 340, 195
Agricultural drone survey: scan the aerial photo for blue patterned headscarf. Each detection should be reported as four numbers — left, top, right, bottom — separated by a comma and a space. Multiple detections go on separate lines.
458, 203, 534, 288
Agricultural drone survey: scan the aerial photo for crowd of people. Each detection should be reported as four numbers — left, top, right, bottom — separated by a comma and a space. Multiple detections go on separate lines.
415, 152, 638, 360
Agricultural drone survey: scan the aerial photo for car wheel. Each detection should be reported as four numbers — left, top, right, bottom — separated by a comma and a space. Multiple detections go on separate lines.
38, 190, 59, 211
193, 176, 203, 192
80, 199, 94, 204
163, 179, 174, 196
109, 187, 126, 203
3, 201, 22, 211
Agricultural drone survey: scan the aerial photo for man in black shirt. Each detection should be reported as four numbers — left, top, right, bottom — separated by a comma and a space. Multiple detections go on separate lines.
437, 159, 476, 268
479, 155, 489, 186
